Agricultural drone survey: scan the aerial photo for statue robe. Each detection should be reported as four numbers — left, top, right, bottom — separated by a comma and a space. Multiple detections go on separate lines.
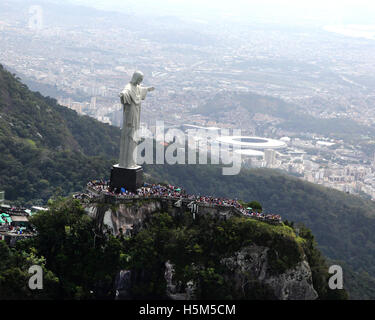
119, 83, 148, 168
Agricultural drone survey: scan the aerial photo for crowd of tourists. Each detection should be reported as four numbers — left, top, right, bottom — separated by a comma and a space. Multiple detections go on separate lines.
0, 206, 29, 216
83, 180, 282, 223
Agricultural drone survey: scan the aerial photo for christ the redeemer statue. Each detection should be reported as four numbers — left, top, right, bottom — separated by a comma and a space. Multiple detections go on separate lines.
119, 71, 154, 168
110, 71, 154, 192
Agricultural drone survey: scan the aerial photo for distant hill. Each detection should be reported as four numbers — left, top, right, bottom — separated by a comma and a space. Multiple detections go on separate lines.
196, 92, 375, 145
0, 65, 374, 298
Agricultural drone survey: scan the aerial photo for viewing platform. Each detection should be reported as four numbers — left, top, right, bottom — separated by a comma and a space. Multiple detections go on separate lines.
76, 181, 282, 232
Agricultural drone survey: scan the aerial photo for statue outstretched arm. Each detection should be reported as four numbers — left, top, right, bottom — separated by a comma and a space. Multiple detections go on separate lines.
139, 86, 155, 100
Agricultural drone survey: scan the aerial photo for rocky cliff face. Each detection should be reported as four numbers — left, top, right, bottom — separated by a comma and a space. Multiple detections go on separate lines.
85, 197, 238, 236
221, 245, 318, 300
164, 245, 318, 300
164, 261, 196, 300
85, 200, 163, 235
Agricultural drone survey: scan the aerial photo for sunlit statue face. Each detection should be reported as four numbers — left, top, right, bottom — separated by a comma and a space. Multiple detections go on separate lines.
130, 71, 144, 85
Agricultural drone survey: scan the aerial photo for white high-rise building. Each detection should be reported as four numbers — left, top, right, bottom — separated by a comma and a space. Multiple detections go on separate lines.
264, 149, 276, 167
90, 97, 97, 110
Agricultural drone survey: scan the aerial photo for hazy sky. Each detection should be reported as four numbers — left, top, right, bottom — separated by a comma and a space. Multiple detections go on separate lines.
63, 0, 375, 25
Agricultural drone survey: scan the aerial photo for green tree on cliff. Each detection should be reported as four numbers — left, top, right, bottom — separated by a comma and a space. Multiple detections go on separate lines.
29, 198, 124, 299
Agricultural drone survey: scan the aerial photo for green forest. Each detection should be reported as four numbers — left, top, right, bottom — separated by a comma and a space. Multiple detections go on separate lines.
0, 64, 118, 206
0, 197, 347, 300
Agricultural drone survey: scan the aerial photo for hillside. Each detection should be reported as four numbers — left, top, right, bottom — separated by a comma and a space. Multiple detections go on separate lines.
0, 65, 374, 298
145, 164, 375, 299
197, 91, 375, 137
0, 64, 120, 205
108, 206, 339, 299
2, 197, 346, 300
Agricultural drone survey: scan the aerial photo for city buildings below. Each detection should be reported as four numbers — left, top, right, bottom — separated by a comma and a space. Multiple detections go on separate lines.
264, 149, 277, 168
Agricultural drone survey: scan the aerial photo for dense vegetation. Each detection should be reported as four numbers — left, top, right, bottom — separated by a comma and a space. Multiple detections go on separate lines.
1, 198, 124, 299
0, 197, 346, 300
0, 241, 60, 299
0, 64, 119, 205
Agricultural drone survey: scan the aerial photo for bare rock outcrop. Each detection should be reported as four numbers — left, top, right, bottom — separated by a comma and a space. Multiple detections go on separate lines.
221, 245, 318, 300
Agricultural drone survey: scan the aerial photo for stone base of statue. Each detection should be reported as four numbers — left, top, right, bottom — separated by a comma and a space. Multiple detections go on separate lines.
109, 164, 143, 193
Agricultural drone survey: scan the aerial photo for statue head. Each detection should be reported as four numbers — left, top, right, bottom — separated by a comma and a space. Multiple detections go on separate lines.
130, 71, 144, 85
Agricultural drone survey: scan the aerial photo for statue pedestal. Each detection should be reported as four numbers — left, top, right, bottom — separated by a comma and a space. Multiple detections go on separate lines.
109, 164, 143, 193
